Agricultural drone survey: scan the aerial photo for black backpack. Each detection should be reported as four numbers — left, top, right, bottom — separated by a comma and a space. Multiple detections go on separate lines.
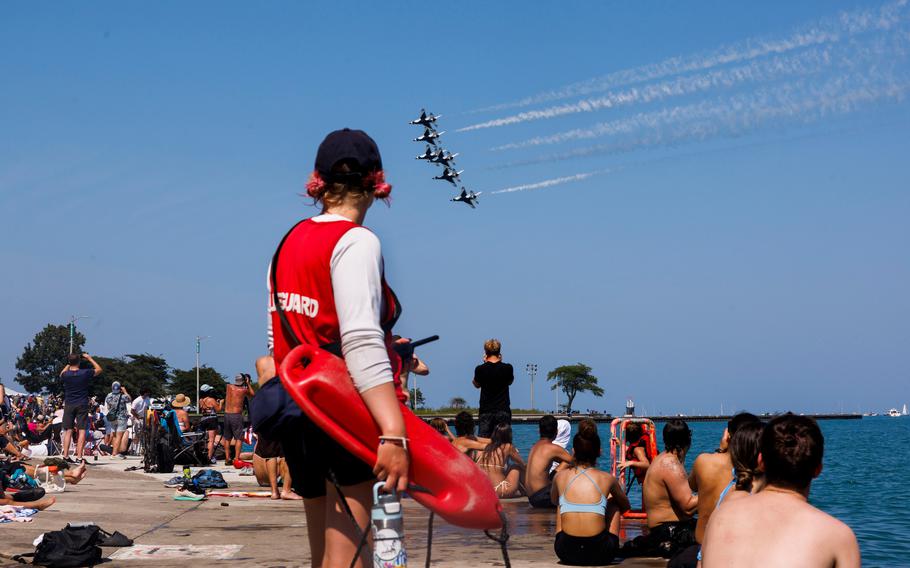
14, 523, 122, 567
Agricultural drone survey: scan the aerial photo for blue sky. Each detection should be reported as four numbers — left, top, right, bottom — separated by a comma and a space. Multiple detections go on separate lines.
2, 1, 908, 414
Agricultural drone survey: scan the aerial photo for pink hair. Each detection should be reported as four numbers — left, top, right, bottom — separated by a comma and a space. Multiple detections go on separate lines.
305, 171, 326, 198
304, 169, 392, 201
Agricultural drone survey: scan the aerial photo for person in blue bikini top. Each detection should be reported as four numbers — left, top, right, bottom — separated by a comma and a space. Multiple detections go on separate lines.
551, 419, 630, 566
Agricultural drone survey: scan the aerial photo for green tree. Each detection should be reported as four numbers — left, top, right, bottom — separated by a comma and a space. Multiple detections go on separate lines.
449, 397, 467, 409
547, 363, 604, 414
170, 366, 227, 403
412, 387, 426, 409
89, 354, 169, 400
15, 324, 86, 394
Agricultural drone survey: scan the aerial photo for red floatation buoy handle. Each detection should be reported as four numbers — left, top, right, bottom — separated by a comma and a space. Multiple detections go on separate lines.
280, 343, 504, 531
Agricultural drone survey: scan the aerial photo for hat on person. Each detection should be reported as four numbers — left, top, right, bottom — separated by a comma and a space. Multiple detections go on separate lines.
200, 384, 213, 393
315, 128, 383, 179
234, 374, 246, 386
111, 381, 121, 393
172, 394, 190, 408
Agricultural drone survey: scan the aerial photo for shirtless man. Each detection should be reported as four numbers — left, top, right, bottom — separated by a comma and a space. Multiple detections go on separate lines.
222, 374, 254, 465
198, 384, 222, 463
524, 415, 572, 508
667, 412, 761, 568
637, 419, 698, 558
451, 411, 489, 456
702, 414, 860, 568
251, 356, 300, 500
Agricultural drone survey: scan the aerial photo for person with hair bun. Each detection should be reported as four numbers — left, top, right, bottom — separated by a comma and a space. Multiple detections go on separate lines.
550, 419, 630, 565
267, 129, 408, 568
702, 414, 860, 568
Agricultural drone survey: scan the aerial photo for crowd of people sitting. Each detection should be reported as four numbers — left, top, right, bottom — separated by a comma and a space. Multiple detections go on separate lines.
429, 411, 860, 567
2, 349, 860, 567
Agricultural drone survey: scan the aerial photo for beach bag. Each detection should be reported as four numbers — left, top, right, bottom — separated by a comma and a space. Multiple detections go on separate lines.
191, 469, 227, 489
19, 523, 103, 567
37, 467, 66, 494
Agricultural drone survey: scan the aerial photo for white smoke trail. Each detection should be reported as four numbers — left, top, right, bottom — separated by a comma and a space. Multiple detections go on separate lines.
468, 0, 908, 114
491, 68, 910, 152
492, 74, 910, 168
459, 30, 908, 132
490, 170, 610, 194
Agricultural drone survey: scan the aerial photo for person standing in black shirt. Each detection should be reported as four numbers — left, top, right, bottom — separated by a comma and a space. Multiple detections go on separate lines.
59, 353, 101, 462
472, 339, 514, 438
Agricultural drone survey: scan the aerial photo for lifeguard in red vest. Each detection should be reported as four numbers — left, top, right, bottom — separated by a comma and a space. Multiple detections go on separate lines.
268, 128, 408, 567
621, 422, 654, 484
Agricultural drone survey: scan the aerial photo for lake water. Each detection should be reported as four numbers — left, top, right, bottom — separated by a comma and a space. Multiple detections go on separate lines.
506, 416, 910, 567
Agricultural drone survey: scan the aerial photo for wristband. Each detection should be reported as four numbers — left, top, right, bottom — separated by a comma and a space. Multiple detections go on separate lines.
378, 436, 409, 451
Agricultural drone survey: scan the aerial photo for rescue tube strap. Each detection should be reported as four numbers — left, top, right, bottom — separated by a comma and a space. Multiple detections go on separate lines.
270, 221, 342, 356
484, 511, 512, 568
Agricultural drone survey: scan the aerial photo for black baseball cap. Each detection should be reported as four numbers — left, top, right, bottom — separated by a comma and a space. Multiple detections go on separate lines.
315, 129, 383, 179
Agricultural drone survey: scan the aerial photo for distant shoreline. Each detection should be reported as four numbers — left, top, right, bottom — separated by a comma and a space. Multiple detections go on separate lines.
422, 413, 864, 423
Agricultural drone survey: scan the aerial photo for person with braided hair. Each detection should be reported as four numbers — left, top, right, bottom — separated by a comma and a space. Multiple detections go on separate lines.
266, 128, 407, 568
701, 414, 860, 568
725, 420, 765, 502
667, 412, 761, 568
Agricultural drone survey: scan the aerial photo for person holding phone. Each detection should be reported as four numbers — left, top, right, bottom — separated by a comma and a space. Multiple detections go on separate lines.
59, 353, 101, 462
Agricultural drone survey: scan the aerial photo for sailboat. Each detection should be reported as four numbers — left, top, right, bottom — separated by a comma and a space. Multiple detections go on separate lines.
902, 404, 908, 416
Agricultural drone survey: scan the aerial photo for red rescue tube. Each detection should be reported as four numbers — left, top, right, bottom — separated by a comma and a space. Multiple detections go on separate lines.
280, 343, 503, 530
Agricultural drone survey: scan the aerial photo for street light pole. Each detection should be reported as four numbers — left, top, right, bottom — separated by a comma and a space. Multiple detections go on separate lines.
195, 336, 210, 410
69, 315, 91, 354
526, 363, 537, 411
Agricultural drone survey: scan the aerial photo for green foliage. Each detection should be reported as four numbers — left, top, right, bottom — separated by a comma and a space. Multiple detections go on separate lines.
89, 354, 169, 400
15, 324, 86, 394
411, 387, 426, 409
170, 366, 227, 403
547, 363, 604, 414
449, 396, 467, 409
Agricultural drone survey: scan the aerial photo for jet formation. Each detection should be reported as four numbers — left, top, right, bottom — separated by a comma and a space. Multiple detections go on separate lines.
409, 108, 478, 209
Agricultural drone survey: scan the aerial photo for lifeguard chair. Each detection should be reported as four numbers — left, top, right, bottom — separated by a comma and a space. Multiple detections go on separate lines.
610, 417, 658, 520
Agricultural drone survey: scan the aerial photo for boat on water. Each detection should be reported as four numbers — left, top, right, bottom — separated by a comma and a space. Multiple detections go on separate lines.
887, 408, 901, 417
903, 403, 908, 416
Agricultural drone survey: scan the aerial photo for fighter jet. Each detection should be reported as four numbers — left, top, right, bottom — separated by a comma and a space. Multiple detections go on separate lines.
409, 109, 442, 129
451, 187, 481, 209
429, 149, 459, 168
415, 146, 437, 161
413, 127, 445, 146
433, 167, 463, 186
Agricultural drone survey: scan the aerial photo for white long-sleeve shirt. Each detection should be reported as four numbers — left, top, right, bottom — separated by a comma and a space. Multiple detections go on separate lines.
268, 214, 394, 393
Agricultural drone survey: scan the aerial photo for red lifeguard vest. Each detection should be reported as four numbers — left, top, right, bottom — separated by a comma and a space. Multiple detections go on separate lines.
270, 218, 404, 400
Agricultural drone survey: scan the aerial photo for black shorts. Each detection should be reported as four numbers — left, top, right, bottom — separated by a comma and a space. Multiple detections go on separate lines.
554, 530, 620, 566
477, 410, 511, 438
667, 544, 700, 568
281, 414, 375, 499
528, 484, 555, 508
223, 413, 244, 441
198, 415, 219, 432
62, 404, 89, 430
254, 435, 283, 459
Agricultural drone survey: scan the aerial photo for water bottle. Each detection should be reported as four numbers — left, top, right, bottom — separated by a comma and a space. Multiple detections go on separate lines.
371, 481, 406, 568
